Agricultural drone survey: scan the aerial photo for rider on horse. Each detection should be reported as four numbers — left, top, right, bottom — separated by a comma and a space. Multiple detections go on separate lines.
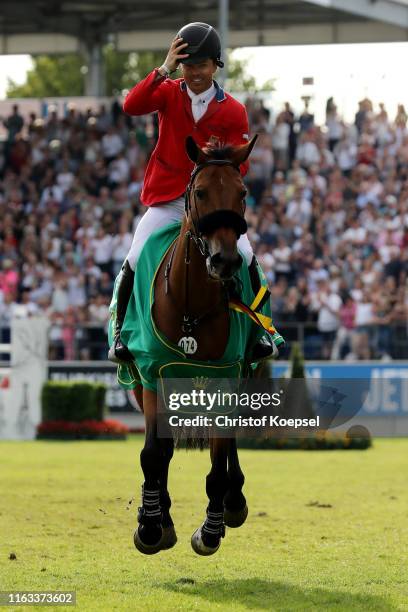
108, 21, 284, 365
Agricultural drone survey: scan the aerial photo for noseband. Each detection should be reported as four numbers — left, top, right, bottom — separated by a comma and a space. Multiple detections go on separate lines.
184, 159, 248, 256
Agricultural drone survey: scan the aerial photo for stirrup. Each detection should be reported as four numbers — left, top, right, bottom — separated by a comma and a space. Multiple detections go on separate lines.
108, 332, 134, 365
250, 336, 279, 363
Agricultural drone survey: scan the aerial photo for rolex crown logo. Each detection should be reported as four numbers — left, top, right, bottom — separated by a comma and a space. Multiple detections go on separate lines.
192, 376, 210, 390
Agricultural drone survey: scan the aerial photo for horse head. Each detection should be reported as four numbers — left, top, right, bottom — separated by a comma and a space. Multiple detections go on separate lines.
185, 135, 258, 281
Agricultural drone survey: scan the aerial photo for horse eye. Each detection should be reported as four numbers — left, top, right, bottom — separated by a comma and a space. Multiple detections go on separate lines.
240, 189, 247, 199
195, 189, 205, 200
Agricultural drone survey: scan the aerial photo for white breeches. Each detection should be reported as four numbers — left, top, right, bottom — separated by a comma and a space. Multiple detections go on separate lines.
126, 197, 254, 270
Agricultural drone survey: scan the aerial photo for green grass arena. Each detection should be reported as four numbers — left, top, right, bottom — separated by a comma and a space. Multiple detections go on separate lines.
1, 437, 407, 611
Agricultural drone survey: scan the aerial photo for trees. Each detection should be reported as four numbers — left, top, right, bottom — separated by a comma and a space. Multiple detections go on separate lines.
7, 55, 85, 97
7, 47, 273, 98
226, 55, 274, 93
103, 46, 163, 95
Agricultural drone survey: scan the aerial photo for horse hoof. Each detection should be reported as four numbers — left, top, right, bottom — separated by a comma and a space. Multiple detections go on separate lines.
160, 525, 177, 550
224, 503, 248, 528
133, 527, 163, 555
191, 526, 221, 556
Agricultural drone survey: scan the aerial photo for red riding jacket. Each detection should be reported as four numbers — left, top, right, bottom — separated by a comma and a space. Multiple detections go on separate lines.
123, 69, 250, 206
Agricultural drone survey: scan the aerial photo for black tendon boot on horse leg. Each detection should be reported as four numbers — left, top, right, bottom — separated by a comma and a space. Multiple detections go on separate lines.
134, 399, 163, 555
108, 260, 134, 364
191, 439, 228, 556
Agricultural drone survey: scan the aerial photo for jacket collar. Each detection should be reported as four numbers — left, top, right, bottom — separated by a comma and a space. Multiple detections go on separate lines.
180, 79, 226, 103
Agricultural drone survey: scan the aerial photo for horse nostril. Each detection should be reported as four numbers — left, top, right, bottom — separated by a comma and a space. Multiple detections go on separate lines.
210, 252, 243, 279
228, 255, 243, 276
210, 253, 223, 268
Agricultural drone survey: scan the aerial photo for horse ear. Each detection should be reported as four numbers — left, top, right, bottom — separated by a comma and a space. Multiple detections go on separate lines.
186, 136, 209, 164
186, 136, 200, 163
231, 135, 258, 167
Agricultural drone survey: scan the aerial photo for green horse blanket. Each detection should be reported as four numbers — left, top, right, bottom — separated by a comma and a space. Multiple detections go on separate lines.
108, 223, 271, 392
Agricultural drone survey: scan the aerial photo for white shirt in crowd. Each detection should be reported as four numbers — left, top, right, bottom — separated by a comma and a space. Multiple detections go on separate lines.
308, 268, 330, 293
0, 300, 38, 323
307, 173, 327, 195
67, 276, 87, 308
51, 282, 69, 313
355, 302, 373, 326
40, 184, 64, 208
378, 244, 400, 265
85, 141, 101, 163
91, 234, 113, 265
109, 156, 130, 184
56, 171, 75, 193
272, 245, 292, 273
89, 302, 110, 325
286, 198, 312, 226
342, 226, 367, 244
326, 115, 343, 140
249, 146, 274, 180
101, 132, 123, 158
272, 123, 290, 151
47, 236, 62, 261
335, 142, 357, 171
296, 141, 320, 167
316, 292, 342, 332
112, 232, 134, 263
186, 83, 216, 123
127, 142, 141, 167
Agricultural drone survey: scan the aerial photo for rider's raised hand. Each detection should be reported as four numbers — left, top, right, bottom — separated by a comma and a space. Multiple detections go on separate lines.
163, 37, 189, 73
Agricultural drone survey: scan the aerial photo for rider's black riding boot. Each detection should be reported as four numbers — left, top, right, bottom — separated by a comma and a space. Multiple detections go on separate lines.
248, 256, 284, 362
108, 260, 135, 364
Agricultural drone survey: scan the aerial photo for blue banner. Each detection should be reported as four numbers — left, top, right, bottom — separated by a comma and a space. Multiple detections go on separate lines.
271, 362, 408, 416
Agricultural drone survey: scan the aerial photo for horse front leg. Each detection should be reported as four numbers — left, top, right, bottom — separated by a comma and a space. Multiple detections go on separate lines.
133, 388, 163, 555
157, 436, 177, 549
191, 437, 229, 556
224, 436, 248, 528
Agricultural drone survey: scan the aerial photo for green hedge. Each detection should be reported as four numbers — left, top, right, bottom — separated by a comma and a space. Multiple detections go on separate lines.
41, 381, 107, 422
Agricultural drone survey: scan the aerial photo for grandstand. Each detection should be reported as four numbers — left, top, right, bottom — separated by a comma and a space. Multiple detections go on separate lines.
1, 93, 407, 364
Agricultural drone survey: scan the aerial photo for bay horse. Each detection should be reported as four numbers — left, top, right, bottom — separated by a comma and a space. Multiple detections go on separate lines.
131, 135, 262, 556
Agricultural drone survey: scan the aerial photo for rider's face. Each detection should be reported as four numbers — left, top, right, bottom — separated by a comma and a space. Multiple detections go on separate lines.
181, 59, 217, 95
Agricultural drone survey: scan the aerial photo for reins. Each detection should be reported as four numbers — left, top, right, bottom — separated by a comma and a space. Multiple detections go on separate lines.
164, 229, 227, 335
163, 157, 277, 344
164, 159, 246, 336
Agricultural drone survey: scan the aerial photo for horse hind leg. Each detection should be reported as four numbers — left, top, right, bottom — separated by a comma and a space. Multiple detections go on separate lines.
158, 438, 177, 550
224, 437, 248, 528
191, 438, 228, 556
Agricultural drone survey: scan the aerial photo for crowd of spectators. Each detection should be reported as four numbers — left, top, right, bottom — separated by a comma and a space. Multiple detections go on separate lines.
0, 92, 407, 361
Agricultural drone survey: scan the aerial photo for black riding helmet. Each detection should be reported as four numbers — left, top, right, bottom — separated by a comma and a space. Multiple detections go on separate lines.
177, 22, 224, 68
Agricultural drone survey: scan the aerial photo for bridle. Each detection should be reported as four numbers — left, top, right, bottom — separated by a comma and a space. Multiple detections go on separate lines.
184, 159, 248, 257
164, 159, 248, 337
